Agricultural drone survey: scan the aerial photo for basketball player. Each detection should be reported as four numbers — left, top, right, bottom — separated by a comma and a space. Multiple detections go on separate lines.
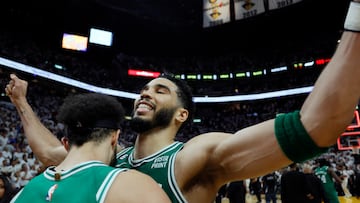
5, 1, 360, 202
10, 93, 170, 203
314, 158, 342, 203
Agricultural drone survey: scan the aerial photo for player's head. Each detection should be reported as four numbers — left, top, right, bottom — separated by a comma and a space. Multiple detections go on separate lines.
317, 158, 330, 167
302, 163, 313, 174
289, 162, 298, 170
131, 73, 194, 133
56, 93, 125, 147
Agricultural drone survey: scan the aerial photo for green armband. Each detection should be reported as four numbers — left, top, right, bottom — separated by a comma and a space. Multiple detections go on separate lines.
274, 110, 329, 163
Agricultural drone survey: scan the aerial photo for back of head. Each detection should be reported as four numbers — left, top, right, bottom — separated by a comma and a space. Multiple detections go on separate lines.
302, 163, 313, 174
317, 158, 330, 167
56, 93, 125, 146
289, 162, 298, 171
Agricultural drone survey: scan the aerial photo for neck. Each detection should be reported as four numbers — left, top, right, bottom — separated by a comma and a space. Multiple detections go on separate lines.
55, 142, 112, 171
134, 126, 177, 159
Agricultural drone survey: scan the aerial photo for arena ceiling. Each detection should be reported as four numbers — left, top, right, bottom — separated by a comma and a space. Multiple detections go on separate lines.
1, 0, 351, 56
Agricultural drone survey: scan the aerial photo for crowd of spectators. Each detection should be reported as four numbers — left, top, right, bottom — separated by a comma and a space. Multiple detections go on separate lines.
0, 30, 338, 96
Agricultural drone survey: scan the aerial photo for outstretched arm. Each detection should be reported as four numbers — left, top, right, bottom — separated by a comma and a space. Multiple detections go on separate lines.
178, 1, 360, 189
5, 74, 67, 166
233, 30, 359, 176
300, 30, 360, 147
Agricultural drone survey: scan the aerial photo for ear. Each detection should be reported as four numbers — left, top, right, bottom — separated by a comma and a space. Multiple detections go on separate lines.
175, 108, 189, 123
61, 137, 70, 152
111, 129, 120, 148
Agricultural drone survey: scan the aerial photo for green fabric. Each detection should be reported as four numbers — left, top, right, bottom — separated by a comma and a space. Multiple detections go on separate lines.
11, 161, 125, 203
274, 110, 328, 163
315, 166, 340, 203
115, 141, 187, 203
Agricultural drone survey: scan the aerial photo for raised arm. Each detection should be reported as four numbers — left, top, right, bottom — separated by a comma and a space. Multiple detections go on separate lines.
300, 30, 360, 147
5, 74, 67, 166
178, 1, 360, 189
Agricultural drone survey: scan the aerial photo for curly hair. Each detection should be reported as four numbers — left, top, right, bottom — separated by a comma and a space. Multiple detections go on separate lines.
56, 93, 125, 146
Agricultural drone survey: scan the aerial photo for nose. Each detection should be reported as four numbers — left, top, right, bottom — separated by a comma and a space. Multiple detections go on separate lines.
140, 88, 152, 99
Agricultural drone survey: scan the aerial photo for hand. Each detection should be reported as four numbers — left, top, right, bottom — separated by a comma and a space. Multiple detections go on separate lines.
5, 74, 29, 105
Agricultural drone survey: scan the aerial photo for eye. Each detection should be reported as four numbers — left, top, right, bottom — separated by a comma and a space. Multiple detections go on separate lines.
157, 87, 169, 94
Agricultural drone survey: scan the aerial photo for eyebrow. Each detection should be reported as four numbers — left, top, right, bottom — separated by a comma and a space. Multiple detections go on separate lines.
140, 83, 172, 93
156, 84, 172, 92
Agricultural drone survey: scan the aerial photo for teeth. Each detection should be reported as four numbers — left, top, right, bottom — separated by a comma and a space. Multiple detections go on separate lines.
138, 103, 152, 110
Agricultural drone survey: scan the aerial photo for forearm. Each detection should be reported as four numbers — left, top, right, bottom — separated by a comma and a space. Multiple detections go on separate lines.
15, 98, 66, 166
300, 31, 360, 147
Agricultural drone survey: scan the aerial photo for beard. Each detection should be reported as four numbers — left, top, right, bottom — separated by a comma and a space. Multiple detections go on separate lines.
130, 107, 177, 133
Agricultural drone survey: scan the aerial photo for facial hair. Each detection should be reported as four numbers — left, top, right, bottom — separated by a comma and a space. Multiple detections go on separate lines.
130, 106, 177, 133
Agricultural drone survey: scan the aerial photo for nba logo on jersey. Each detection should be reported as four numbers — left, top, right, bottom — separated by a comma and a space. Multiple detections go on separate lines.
46, 184, 58, 201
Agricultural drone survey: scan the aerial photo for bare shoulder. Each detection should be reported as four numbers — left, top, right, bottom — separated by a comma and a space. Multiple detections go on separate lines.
183, 132, 233, 149
105, 169, 170, 203
177, 132, 232, 163
175, 132, 233, 184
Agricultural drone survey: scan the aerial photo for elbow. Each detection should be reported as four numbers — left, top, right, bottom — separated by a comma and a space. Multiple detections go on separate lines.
300, 114, 349, 148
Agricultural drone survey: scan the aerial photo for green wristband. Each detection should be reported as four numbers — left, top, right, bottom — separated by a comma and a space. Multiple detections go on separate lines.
275, 111, 329, 163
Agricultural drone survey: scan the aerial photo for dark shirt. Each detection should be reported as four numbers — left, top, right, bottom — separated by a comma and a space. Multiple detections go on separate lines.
263, 173, 278, 194
304, 173, 325, 203
281, 170, 309, 203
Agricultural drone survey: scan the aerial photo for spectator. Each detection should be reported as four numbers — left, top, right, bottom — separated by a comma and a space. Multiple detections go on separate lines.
226, 180, 247, 203
0, 174, 18, 203
215, 184, 227, 203
262, 172, 279, 203
303, 163, 326, 203
337, 162, 353, 198
249, 177, 262, 203
280, 163, 309, 203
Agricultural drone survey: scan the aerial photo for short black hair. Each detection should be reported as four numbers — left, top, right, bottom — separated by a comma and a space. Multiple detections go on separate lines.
317, 158, 330, 167
56, 93, 125, 146
158, 73, 195, 125
289, 163, 297, 168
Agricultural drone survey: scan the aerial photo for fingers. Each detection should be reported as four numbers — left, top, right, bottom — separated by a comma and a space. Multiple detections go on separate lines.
10, 73, 16, 79
5, 85, 11, 96
5, 74, 29, 100
5, 80, 14, 96
5, 74, 18, 96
